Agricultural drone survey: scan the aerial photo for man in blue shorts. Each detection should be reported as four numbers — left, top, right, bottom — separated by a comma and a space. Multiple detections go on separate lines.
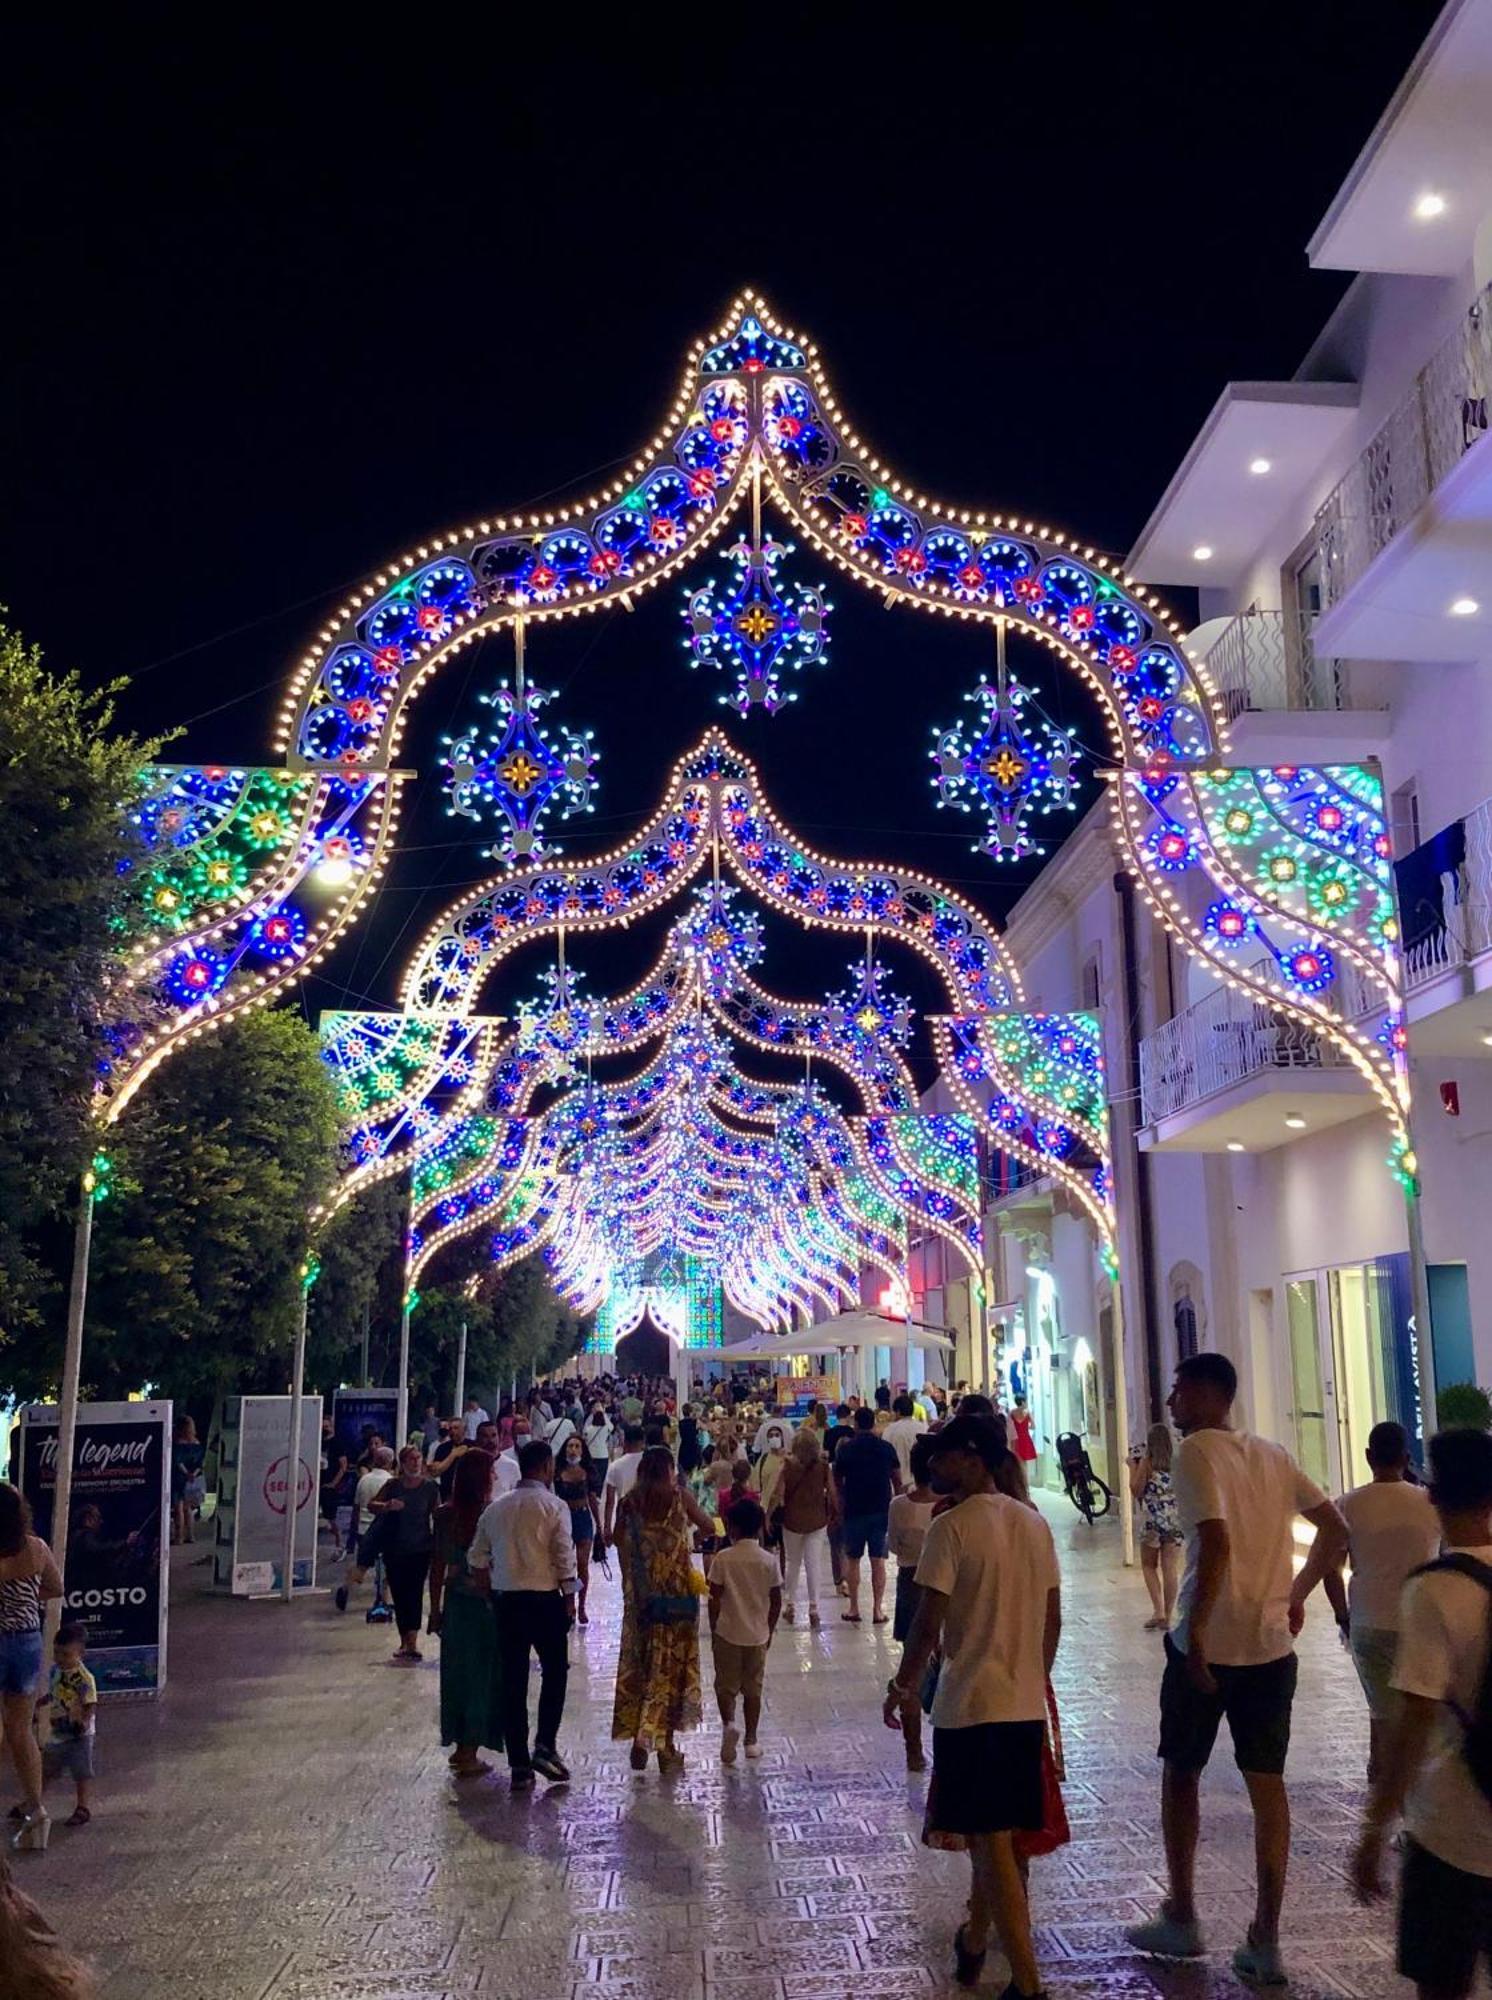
832, 1406, 901, 1624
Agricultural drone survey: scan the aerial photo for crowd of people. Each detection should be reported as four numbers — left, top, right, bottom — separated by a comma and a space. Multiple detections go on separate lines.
4, 1356, 1492, 2000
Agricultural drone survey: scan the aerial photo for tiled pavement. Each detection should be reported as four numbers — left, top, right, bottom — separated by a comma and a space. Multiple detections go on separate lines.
19, 1497, 1406, 2000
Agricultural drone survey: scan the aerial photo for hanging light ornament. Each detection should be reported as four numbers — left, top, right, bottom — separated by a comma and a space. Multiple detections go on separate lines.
930, 618, 1079, 861
443, 621, 599, 864
682, 464, 829, 714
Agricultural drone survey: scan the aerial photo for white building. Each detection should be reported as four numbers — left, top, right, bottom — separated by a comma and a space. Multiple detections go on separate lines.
909, 0, 1492, 1499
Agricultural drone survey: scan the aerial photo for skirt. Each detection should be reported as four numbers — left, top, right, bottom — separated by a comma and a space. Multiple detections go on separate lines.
438, 1592, 504, 1752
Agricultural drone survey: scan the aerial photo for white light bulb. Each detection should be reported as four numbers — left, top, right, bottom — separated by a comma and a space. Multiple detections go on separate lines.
1248, 457, 1272, 476
1414, 192, 1447, 220
1450, 597, 1480, 617
1192, 545, 1213, 562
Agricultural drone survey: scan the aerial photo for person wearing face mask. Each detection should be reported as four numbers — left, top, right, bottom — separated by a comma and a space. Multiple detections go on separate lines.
756, 1424, 790, 1565
555, 1433, 602, 1625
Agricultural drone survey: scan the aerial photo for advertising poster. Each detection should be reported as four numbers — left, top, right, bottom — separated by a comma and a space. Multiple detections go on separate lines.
231, 1396, 320, 1593
331, 1388, 401, 1465
19, 1400, 171, 1695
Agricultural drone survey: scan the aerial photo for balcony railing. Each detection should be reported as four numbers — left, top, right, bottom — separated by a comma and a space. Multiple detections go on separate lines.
1315, 279, 1492, 611
1139, 960, 1363, 1125
1199, 607, 1343, 719
1397, 795, 1492, 992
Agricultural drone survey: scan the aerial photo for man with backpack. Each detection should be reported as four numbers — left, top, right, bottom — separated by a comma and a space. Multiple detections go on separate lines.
1353, 1426, 1492, 2000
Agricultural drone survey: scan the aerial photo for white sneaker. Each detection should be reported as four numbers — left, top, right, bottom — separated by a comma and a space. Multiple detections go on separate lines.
720, 1725, 739, 1766
744, 1740, 763, 1760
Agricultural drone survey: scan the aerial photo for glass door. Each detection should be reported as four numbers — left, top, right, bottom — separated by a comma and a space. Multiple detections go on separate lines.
1328, 1263, 1394, 1482
1285, 1277, 1332, 1492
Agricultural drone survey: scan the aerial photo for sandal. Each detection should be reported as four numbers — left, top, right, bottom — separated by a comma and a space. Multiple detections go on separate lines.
451, 1760, 492, 1781
64, 1807, 91, 1827
841, 1611, 862, 1623
872, 1612, 889, 1624
629, 1744, 648, 1771
953, 1922, 988, 1990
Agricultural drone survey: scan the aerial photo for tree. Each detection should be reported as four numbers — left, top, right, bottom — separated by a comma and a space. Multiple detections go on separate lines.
0, 622, 165, 1343
45, 1008, 342, 1409
305, 1176, 406, 1391
407, 1238, 589, 1408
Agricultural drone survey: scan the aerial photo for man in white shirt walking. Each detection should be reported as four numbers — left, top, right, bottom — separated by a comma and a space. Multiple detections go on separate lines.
1126, 1352, 1347, 1987
1324, 1419, 1439, 1780
1353, 1426, 1492, 2000
602, 1426, 646, 1546
883, 1393, 928, 1489
461, 1397, 489, 1442
469, 1438, 577, 1791
885, 1412, 1061, 1998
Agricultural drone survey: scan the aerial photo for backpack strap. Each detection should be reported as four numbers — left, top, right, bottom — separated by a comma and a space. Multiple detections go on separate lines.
1412, 1553, 1492, 1589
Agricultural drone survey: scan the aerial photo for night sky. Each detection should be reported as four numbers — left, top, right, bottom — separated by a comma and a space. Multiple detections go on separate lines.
4, 11, 1442, 1073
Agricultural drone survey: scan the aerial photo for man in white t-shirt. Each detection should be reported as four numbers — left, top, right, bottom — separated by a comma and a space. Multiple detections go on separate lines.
1324, 1419, 1439, 1780
1353, 1426, 1492, 2000
1127, 1352, 1346, 1987
601, 1427, 646, 1546
883, 1394, 928, 1489
885, 1412, 1060, 2000
461, 1397, 489, 1442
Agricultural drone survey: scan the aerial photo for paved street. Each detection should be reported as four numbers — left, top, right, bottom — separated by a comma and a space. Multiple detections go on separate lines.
25, 1498, 1403, 2000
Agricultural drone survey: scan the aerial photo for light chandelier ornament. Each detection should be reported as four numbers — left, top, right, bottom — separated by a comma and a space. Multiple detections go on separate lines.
443, 623, 598, 864
683, 467, 829, 714
931, 618, 1079, 862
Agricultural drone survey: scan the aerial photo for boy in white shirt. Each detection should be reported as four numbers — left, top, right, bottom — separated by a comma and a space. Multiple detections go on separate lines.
708, 1497, 781, 1766
1353, 1426, 1492, 2000
1324, 1419, 1440, 1780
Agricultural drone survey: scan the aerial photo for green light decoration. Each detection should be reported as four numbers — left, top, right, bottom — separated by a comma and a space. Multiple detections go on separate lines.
129, 768, 316, 938
299, 1252, 322, 1291
84, 1150, 113, 1203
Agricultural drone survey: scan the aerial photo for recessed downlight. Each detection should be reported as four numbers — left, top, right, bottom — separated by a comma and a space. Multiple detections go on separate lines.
1414, 192, 1447, 220
1450, 596, 1480, 617
1226, 1139, 1246, 1153
1192, 544, 1214, 562
1283, 1113, 1308, 1130
1248, 457, 1272, 476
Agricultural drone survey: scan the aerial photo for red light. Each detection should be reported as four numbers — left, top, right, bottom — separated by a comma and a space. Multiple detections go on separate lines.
710, 418, 736, 442
689, 469, 716, 497
373, 646, 402, 675
184, 960, 211, 989
1109, 645, 1136, 673
1139, 695, 1164, 719
1068, 604, 1095, 631
1160, 833, 1188, 860
266, 918, 291, 944
649, 518, 679, 546
588, 550, 621, 577
841, 513, 867, 538
1293, 952, 1322, 981
1014, 576, 1043, 603
777, 415, 801, 439
958, 565, 985, 592
202, 765, 227, 782
1317, 805, 1344, 831
895, 547, 927, 574
744, 357, 763, 373
529, 564, 557, 591
347, 698, 374, 723
416, 606, 444, 632
1219, 911, 1246, 937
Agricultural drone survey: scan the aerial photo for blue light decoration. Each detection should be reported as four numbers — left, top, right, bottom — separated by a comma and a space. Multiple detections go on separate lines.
684, 535, 829, 714
444, 631, 598, 864
931, 624, 1078, 862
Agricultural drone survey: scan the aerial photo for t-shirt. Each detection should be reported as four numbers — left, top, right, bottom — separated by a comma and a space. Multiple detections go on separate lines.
462, 1407, 489, 1441
47, 1662, 98, 1741
823, 1423, 855, 1467
493, 1452, 522, 1496
887, 1491, 936, 1568
1392, 1545, 1492, 1877
1172, 1428, 1327, 1666
386, 1477, 440, 1554
605, 1453, 644, 1507
1336, 1480, 1439, 1631
883, 1415, 928, 1488
835, 1432, 899, 1517
585, 1419, 613, 1462
915, 1493, 1059, 1728
710, 1537, 781, 1648
355, 1468, 393, 1532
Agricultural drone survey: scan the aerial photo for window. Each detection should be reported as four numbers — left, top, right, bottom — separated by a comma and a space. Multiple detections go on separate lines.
1081, 950, 1102, 1012
1282, 530, 1340, 709
1390, 780, 1421, 860
1174, 1292, 1199, 1362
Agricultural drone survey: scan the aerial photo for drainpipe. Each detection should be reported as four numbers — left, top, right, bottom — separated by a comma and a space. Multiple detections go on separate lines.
1114, 870, 1164, 1423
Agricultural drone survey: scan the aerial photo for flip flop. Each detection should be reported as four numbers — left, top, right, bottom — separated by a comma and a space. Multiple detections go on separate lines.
841, 1612, 862, 1623
872, 1613, 889, 1624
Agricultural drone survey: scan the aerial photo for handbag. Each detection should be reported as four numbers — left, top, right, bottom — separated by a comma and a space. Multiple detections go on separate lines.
627, 1507, 698, 1627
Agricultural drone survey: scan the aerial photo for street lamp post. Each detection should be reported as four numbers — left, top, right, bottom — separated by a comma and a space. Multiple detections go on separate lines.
48, 1159, 103, 1635
281, 1250, 320, 1603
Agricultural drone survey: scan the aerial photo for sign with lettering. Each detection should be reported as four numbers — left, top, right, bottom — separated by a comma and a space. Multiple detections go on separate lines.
232, 1397, 320, 1593
19, 1401, 172, 1694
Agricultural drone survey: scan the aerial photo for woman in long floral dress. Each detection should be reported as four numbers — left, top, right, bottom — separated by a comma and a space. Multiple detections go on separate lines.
611, 1448, 715, 1772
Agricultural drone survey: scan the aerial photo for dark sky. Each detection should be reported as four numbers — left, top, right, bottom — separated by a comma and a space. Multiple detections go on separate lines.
3, 9, 1442, 1050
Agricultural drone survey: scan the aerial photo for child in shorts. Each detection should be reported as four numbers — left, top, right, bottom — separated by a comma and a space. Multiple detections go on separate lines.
38, 1623, 97, 1826
708, 1498, 781, 1766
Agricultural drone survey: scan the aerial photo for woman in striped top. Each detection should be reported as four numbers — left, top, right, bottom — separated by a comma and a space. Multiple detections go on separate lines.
0, 1482, 62, 1851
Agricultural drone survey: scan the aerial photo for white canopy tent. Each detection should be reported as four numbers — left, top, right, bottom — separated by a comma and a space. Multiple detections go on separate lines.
717, 1311, 953, 1395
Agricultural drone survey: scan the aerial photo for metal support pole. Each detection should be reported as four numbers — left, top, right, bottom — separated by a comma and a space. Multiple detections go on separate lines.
50, 1168, 96, 1634
1110, 1274, 1136, 1569
359, 1298, 371, 1389
1404, 1182, 1439, 1450
454, 1319, 468, 1422
281, 1279, 310, 1603
396, 1285, 412, 1450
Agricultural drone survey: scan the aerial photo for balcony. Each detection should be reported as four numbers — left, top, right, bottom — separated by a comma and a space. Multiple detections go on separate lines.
1138, 959, 1376, 1153
1313, 279, 1492, 661
1395, 797, 1492, 1051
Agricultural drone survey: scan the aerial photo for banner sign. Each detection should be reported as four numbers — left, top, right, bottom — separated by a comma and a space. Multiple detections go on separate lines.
331, 1388, 401, 1465
19, 1400, 171, 1695
231, 1396, 320, 1593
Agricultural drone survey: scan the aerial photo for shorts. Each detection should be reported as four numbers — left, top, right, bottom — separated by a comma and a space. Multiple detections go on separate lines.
1158, 1635, 1297, 1776
1141, 1522, 1184, 1550
44, 1735, 96, 1783
842, 1512, 889, 1561
1349, 1627, 1399, 1723
0, 1629, 43, 1697
893, 1566, 922, 1643
711, 1636, 766, 1704
925, 1720, 1044, 1836
1398, 1836, 1492, 1989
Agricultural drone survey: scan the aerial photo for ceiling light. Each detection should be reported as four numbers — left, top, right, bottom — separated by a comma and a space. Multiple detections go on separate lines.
1283, 1113, 1307, 1130
1414, 192, 1447, 220
1192, 544, 1213, 562
1248, 457, 1272, 476
1450, 596, 1480, 617
1226, 1139, 1246, 1153
1481, 1030, 1492, 1048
